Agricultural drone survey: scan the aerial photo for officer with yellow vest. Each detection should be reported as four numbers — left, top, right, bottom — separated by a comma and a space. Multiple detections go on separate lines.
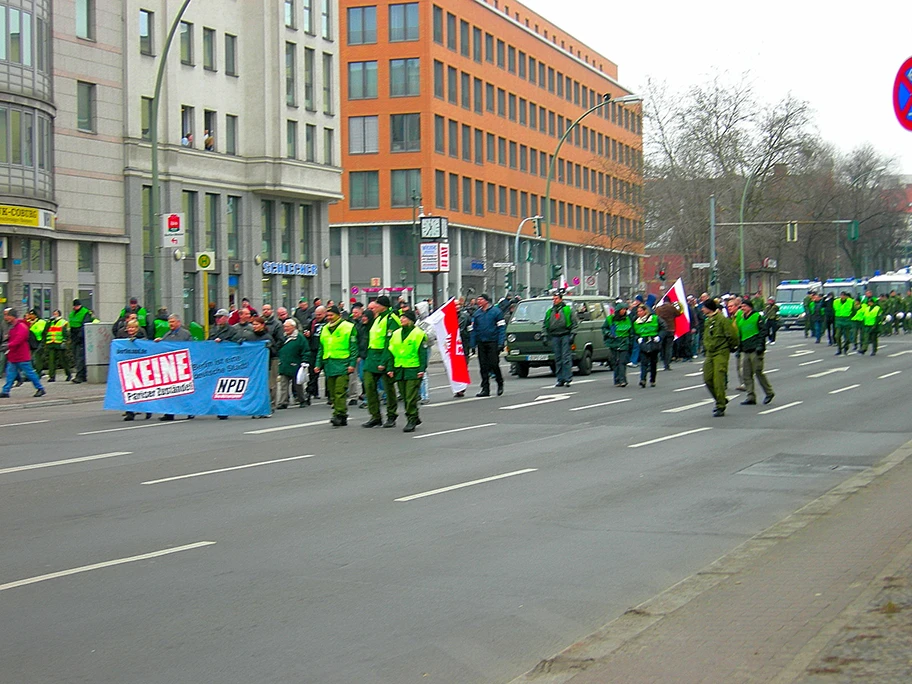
735, 299, 774, 406
383, 308, 428, 432
68, 299, 95, 383
859, 298, 882, 355
44, 309, 72, 382
314, 305, 358, 426
361, 295, 400, 428
25, 309, 48, 376
832, 291, 855, 356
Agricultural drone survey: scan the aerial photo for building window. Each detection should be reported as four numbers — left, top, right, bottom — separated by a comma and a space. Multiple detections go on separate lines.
389, 3, 418, 42
433, 60, 443, 99
347, 6, 376, 44
285, 43, 297, 105
77, 82, 95, 132
447, 66, 457, 104
348, 61, 377, 99
459, 19, 469, 56
473, 26, 482, 62
322, 53, 333, 114
391, 169, 420, 207
475, 179, 484, 215
140, 96, 152, 140
225, 34, 238, 76
321, 0, 331, 39
6, 9, 31, 66
446, 12, 456, 50
448, 173, 458, 211
518, 50, 526, 78
142, 185, 153, 254
350, 171, 379, 209
462, 176, 471, 213
76, 0, 94, 40
226, 114, 238, 154
448, 119, 457, 158
179, 21, 193, 64
305, 123, 316, 161
349, 115, 378, 154
473, 78, 482, 114
302, 0, 314, 33
203, 110, 216, 150
183, 190, 198, 251
304, 48, 315, 110
507, 45, 515, 73
204, 194, 218, 251
434, 115, 444, 154
474, 128, 482, 164
203, 27, 216, 70
390, 113, 420, 152
139, 9, 154, 55
77, 242, 93, 272
435, 169, 445, 208
496, 39, 504, 68
496, 88, 505, 116
286, 120, 297, 158
461, 123, 471, 161
323, 127, 334, 165
390, 58, 419, 97
432, 5, 443, 44
226, 196, 239, 258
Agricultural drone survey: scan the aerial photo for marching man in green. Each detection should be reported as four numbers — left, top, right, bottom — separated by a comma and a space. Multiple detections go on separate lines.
384, 308, 428, 433
702, 298, 739, 417
314, 305, 358, 426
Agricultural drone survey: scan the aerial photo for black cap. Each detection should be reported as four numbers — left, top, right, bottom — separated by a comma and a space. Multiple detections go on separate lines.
741, 299, 753, 309
477, 293, 491, 303
376, 295, 392, 308
327, 305, 341, 315
73, 299, 81, 306
400, 309, 417, 323
702, 299, 719, 312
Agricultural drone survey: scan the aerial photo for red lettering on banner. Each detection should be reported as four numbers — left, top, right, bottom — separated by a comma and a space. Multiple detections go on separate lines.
119, 350, 194, 391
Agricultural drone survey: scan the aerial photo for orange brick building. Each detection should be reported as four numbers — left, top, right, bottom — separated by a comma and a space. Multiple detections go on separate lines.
330, 0, 643, 304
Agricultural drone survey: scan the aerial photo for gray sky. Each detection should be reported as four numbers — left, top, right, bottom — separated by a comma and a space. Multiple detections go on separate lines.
521, 0, 912, 175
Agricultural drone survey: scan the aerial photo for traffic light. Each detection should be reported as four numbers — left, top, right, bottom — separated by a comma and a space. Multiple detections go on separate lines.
658, 268, 667, 282
786, 222, 798, 242
550, 264, 563, 282
533, 217, 542, 237
848, 220, 860, 241
505, 270, 513, 292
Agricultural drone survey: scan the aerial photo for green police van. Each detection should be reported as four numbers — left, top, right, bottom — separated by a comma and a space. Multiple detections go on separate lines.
774, 279, 821, 329
504, 295, 614, 377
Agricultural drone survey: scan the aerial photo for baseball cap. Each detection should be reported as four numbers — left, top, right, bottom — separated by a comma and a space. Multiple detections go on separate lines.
215, 308, 230, 317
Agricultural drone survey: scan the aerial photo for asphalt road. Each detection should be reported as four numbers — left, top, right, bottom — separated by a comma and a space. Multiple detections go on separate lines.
2, 330, 911, 683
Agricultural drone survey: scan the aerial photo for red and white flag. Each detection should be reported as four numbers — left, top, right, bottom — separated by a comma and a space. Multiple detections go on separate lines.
428, 298, 470, 394
658, 277, 692, 340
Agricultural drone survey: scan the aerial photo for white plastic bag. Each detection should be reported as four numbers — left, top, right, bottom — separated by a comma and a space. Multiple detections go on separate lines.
295, 363, 309, 385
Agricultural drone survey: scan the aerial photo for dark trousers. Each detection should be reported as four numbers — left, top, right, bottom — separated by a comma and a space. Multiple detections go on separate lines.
364, 370, 398, 420
396, 377, 421, 421
767, 321, 778, 343
611, 348, 629, 385
660, 332, 674, 369
476, 341, 503, 392
640, 350, 659, 384
72, 332, 87, 381
46, 344, 71, 379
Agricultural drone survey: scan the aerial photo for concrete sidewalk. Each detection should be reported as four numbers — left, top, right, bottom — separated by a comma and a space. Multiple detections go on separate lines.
0, 377, 106, 411
512, 440, 912, 684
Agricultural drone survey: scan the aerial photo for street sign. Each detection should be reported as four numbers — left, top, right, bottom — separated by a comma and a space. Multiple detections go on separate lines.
692, 262, 711, 269
492, 262, 514, 268
351, 286, 360, 295
419, 242, 440, 272
370, 277, 381, 287
572, 276, 580, 286
438, 243, 449, 272
161, 212, 185, 248
894, 56, 912, 131
584, 275, 597, 288
196, 251, 215, 271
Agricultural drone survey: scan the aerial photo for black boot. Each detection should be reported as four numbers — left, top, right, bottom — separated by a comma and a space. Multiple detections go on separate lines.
382, 417, 397, 428
403, 419, 417, 433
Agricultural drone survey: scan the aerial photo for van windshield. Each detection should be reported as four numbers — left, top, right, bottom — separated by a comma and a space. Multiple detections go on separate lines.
774, 288, 805, 303
511, 300, 552, 323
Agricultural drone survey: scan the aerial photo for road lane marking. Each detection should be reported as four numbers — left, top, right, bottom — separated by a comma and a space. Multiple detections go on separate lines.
759, 401, 803, 415
538, 379, 597, 389
888, 350, 912, 357
0, 452, 131, 476
766, 368, 780, 373
799, 359, 822, 366
499, 393, 575, 410
395, 468, 538, 502
785, 343, 806, 349
425, 395, 490, 407
829, 384, 860, 395
412, 423, 497, 439
628, 427, 712, 449
569, 398, 632, 412
244, 419, 326, 435
142, 455, 314, 485
685, 371, 703, 377
0, 419, 50, 429
662, 399, 713, 413
790, 350, 814, 357
673, 384, 704, 392
0, 541, 216, 593
808, 367, 849, 378
879, 371, 902, 379
79, 422, 190, 436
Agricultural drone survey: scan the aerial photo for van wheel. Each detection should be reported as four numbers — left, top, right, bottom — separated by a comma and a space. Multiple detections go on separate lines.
516, 362, 530, 378
577, 349, 593, 376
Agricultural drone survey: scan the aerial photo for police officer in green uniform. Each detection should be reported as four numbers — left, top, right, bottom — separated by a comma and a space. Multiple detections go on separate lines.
859, 298, 882, 355
735, 299, 774, 406
702, 298, 739, 417
603, 300, 633, 387
384, 308, 428, 433
44, 309, 71, 382
118, 297, 148, 328
361, 295, 401, 429
26, 309, 48, 376
314, 305, 358, 427
832, 291, 855, 356
68, 299, 94, 383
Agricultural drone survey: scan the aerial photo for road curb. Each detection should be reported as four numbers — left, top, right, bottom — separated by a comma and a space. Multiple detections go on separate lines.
508, 438, 912, 684
0, 395, 105, 412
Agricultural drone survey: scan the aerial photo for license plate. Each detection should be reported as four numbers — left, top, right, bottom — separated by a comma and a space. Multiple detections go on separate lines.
526, 354, 548, 361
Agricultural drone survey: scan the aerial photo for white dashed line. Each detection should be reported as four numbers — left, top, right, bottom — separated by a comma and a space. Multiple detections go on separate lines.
395, 469, 538, 502
829, 384, 860, 395
628, 427, 712, 449
412, 423, 497, 439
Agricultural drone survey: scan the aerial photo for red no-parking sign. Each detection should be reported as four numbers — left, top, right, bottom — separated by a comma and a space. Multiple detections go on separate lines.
894, 56, 912, 131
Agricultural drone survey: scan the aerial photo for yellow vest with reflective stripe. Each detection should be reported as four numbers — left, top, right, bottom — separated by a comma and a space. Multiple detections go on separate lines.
368, 311, 399, 350
30, 318, 47, 341
388, 326, 426, 368
320, 320, 355, 359
833, 298, 854, 319
47, 318, 67, 344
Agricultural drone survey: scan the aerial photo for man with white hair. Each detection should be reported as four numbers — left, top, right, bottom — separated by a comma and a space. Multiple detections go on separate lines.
277, 318, 309, 408
155, 314, 193, 421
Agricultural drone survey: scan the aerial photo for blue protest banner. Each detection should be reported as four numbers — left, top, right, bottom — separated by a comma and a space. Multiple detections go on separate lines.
104, 340, 271, 416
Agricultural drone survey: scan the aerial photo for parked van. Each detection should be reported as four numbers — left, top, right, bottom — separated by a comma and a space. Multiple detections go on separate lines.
504, 295, 614, 377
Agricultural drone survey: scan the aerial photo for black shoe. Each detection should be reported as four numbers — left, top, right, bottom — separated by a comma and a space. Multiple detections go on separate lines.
712, 408, 725, 417
496, 385, 504, 396
403, 421, 417, 433
277, 404, 288, 410
338, 416, 348, 426
47, 377, 55, 383
382, 418, 397, 428
639, 381, 646, 388
620, 382, 628, 387
476, 390, 490, 397
650, 382, 656, 387
348, 398, 358, 405
740, 399, 757, 405
835, 351, 842, 356
0, 393, 8, 398
762, 395, 774, 405
330, 415, 342, 427
13, 379, 23, 388
34, 389, 46, 398
65, 375, 73, 382
159, 415, 174, 421
454, 391, 465, 398
71, 378, 82, 384
554, 382, 564, 388
145, 413, 152, 419
871, 352, 876, 356
123, 413, 135, 421
218, 415, 228, 420
362, 417, 383, 428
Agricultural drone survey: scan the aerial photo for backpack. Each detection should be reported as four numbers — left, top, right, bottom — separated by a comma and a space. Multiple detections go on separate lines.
28, 328, 40, 352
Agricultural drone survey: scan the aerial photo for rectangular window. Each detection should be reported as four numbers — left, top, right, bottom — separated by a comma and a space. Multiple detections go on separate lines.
183, 190, 198, 251
432, 5, 443, 44
226, 196, 239, 258
391, 113, 420, 152
390, 58, 420, 97
323, 127, 334, 165
498, 186, 506, 214
473, 77, 482, 114
350, 171, 379, 209
507, 45, 516, 73
518, 51, 526, 78
509, 189, 517, 217
446, 12, 456, 50
281, 203, 294, 261
529, 57, 536, 84
486, 132, 495, 162
141, 185, 153, 254
484, 33, 493, 62
497, 88, 505, 116
460, 71, 470, 109
449, 173, 459, 211
202, 27, 216, 70
447, 66, 457, 104
139, 9, 154, 55
539, 62, 545, 87
462, 176, 471, 213
180, 21, 193, 64
434, 114, 444, 154
300, 204, 312, 261
473, 26, 482, 62
76, 0, 94, 40
285, 0, 296, 28
433, 60, 444, 98
509, 141, 516, 169
140, 96, 152, 140
225, 34, 237, 76
519, 98, 526, 126
474, 128, 483, 164
321, 0, 332, 39
448, 119, 457, 158
348, 115, 378, 154
435, 169, 445, 208
203, 109, 216, 150
302, 0, 314, 33
347, 6, 376, 44
77, 82, 95, 132
461, 123, 471, 161
226, 114, 238, 154
286, 119, 298, 158
519, 144, 527, 172
348, 61, 378, 99
322, 53, 333, 114
305, 123, 316, 161
389, 3, 418, 42
497, 136, 506, 165
485, 83, 494, 112
487, 183, 495, 212
530, 147, 537, 175
261, 200, 273, 258
204, 194, 218, 251
303, 48, 315, 110
475, 180, 484, 215
508, 93, 516, 121
285, 43, 297, 105
496, 39, 504, 68
459, 19, 469, 56
391, 169, 421, 207
556, 71, 563, 97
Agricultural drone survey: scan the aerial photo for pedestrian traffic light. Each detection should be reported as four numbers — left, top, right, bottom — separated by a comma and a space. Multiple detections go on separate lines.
658, 269, 667, 282
505, 270, 513, 291
847, 220, 860, 241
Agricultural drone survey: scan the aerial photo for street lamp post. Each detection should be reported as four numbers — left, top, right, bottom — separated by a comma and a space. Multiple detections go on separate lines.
410, 190, 422, 304
514, 215, 543, 288
738, 169, 759, 293
543, 94, 642, 292
151, 0, 193, 310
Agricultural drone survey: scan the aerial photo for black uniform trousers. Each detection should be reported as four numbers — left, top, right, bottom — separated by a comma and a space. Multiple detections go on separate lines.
476, 341, 503, 392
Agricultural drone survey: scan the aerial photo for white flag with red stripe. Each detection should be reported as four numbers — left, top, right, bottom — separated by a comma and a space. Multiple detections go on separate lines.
428, 298, 470, 394
658, 277, 692, 340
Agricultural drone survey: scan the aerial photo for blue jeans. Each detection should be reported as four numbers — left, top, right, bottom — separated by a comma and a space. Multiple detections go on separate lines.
3, 360, 44, 394
551, 334, 573, 384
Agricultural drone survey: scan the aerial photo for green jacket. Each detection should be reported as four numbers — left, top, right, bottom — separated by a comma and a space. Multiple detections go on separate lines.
363, 309, 400, 374
542, 303, 579, 337
383, 325, 429, 381
315, 319, 358, 376
277, 333, 310, 377
703, 313, 739, 354
602, 314, 633, 351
